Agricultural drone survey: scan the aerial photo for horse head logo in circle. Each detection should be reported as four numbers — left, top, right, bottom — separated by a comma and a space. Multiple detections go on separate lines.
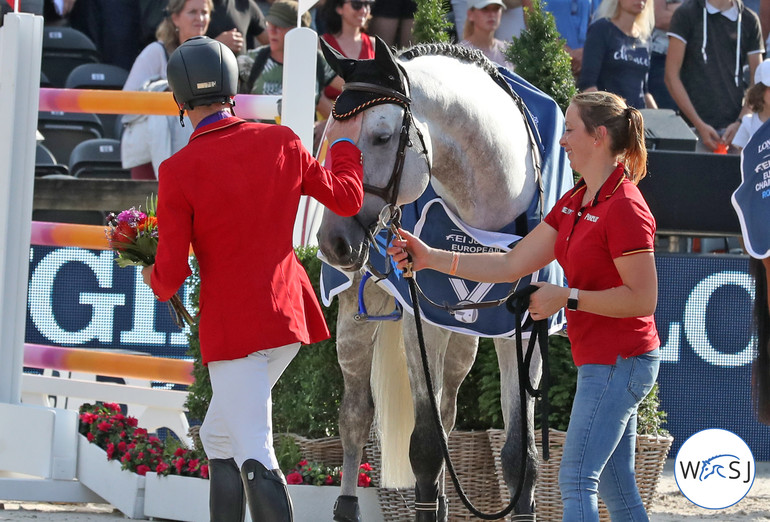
699, 454, 740, 481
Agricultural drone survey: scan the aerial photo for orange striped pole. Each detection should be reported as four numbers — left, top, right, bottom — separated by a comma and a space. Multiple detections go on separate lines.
24, 343, 194, 385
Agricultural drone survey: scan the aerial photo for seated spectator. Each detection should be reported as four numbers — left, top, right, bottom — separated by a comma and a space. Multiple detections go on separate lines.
207, 0, 269, 55
523, 0, 601, 78
579, 0, 657, 108
458, 0, 515, 70
368, 0, 416, 48
665, 0, 763, 152
732, 59, 770, 150
122, 0, 212, 179
319, 0, 376, 98
237, 0, 341, 119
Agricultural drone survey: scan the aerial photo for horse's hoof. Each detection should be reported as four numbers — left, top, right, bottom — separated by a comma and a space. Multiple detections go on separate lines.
333, 495, 361, 522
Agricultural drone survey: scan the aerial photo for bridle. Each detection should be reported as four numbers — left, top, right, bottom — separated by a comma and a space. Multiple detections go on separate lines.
334, 74, 431, 277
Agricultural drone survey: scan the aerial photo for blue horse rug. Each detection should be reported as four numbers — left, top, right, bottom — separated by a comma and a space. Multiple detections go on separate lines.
733, 118, 770, 259
320, 68, 573, 338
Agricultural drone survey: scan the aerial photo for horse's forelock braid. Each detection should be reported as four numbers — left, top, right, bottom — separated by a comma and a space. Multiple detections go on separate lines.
397, 43, 500, 78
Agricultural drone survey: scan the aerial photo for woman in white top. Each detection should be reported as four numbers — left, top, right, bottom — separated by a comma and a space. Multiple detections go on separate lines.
122, 0, 213, 179
458, 0, 515, 70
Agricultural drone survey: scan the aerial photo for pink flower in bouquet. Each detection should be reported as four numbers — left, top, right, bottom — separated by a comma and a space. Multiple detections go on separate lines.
174, 447, 187, 457
156, 461, 170, 474
287, 472, 304, 485
86, 432, 95, 442
136, 464, 151, 476
325, 475, 334, 485
103, 403, 121, 413
106, 443, 115, 459
200, 464, 209, 479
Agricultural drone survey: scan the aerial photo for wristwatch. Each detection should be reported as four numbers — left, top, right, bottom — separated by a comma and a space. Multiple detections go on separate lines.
567, 288, 579, 311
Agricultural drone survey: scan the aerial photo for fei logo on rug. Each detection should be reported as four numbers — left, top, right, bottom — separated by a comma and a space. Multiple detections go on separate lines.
675, 428, 755, 509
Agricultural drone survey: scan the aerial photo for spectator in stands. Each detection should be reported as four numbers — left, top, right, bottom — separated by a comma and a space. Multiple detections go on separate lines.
523, 0, 601, 78
579, 0, 657, 108
206, 0, 269, 54
458, 0, 515, 70
648, 0, 682, 110
368, 0, 416, 48
665, 0, 764, 152
452, 0, 527, 43
122, 0, 213, 180
237, 1, 341, 119
318, 0, 376, 113
66, 0, 143, 71
731, 59, 770, 150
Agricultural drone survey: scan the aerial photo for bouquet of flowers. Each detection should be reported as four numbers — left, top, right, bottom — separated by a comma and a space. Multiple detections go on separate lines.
105, 195, 193, 328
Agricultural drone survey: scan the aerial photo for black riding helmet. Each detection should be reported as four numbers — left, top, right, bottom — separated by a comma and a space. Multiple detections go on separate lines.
166, 36, 238, 123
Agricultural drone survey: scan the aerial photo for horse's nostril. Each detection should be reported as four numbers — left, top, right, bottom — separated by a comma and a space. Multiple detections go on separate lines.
332, 237, 353, 260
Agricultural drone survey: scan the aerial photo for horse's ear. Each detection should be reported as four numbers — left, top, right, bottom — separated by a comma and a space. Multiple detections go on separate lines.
373, 36, 399, 72
320, 37, 355, 80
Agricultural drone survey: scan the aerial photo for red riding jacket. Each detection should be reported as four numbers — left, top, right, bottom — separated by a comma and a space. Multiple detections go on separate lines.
150, 116, 363, 364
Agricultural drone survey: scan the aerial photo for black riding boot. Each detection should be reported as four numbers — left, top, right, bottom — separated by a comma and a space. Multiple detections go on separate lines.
208, 458, 245, 522
333, 495, 361, 522
240, 458, 294, 522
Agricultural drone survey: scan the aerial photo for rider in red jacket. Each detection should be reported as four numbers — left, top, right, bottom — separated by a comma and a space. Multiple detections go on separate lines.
142, 36, 363, 522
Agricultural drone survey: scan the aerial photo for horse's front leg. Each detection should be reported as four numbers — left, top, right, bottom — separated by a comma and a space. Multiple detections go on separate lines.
402, 319, 453, 522
333, 276, 389, 522
494, 337, 541, 519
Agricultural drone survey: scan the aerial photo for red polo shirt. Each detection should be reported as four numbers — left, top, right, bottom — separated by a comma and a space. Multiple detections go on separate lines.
544, 164, 659, 366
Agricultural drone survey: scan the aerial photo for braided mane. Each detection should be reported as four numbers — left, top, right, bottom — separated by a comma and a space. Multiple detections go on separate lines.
397, 43, 501, 78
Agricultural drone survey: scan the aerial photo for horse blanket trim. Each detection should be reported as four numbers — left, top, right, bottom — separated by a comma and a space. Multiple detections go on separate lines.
320, 68, 573, 337
733, 117, 770, 259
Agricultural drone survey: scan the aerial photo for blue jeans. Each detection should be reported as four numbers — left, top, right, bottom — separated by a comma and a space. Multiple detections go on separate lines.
559, 350, 661, 521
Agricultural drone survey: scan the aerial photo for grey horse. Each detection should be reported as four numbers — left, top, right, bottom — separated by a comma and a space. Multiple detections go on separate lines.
317, 38, 547, 522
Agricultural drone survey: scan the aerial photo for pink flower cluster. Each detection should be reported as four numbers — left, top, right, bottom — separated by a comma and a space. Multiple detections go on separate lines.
285, 460, 373, 488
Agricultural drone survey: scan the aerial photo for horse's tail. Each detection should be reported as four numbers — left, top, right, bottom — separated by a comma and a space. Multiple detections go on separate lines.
751, 257, 770, 424
371, 320, 415, 488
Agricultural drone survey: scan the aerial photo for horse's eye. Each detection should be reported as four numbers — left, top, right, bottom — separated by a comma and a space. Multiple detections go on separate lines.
373, 133, 392, 146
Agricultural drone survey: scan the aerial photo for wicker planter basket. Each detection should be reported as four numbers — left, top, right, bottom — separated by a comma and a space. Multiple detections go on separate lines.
488, 428, 673, 522
365, 429, 507, 522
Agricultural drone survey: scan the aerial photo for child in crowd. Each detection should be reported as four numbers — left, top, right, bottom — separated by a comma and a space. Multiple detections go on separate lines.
732, 59, 770, 150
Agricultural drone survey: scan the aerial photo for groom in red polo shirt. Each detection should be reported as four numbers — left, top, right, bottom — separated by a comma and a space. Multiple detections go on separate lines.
142, 36, 363, 522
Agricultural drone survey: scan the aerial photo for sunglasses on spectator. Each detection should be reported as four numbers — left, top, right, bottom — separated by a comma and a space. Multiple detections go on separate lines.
346, 0, 375, 10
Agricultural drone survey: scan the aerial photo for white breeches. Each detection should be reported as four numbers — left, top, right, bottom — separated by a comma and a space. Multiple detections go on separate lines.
199, 343, 301, 469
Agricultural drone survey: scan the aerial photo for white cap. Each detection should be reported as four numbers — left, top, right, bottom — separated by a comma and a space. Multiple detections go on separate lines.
468, 0, 507, 9
754, 59, 770, 86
